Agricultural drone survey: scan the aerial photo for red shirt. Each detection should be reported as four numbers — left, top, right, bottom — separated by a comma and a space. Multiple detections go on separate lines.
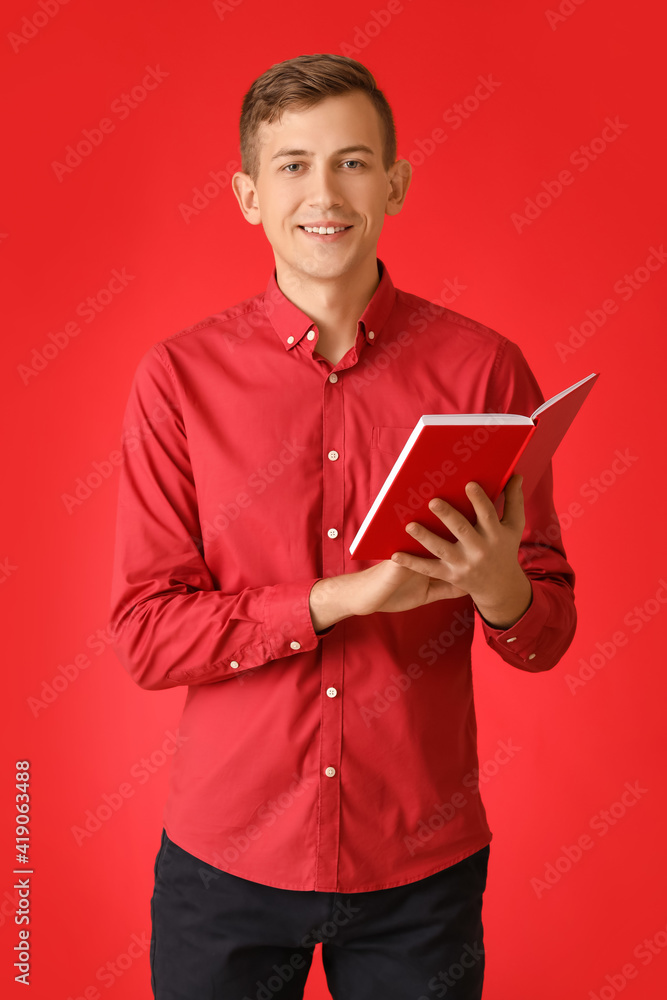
108, 257, 576, 892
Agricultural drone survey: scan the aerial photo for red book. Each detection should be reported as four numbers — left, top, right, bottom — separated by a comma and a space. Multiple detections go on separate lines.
349, 372, 599, 560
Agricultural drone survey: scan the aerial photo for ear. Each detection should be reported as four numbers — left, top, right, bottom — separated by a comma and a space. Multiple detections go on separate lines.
231, 171, 263, 226
385, 159, 412, 217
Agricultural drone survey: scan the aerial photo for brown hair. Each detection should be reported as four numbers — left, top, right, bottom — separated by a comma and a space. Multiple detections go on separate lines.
239, 53, 397, 184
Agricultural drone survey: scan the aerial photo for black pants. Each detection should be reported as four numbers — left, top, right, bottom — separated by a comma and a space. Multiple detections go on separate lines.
150, 828, 490, 999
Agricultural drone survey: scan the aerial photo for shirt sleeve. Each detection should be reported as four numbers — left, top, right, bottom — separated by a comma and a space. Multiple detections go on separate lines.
475, 337, 577, 672
108, 343, 330, 691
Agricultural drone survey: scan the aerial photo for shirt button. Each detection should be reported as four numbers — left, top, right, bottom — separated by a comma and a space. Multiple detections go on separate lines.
325, 766, 336, 777
287, 335, 294, 344
368, 330, 375, 339
528, 653, 536, 660
506, 637, 517, 643
328, 372, 338, 382
290, 641, 301, 650
230, 660, 239, 669
326, 687, 338, 698
328, 450, 339, 461
327, 528, 338, 539
307, 330, 315, 340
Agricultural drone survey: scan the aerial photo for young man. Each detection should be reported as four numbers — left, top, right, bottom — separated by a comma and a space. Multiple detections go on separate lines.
109, 53, 576, 999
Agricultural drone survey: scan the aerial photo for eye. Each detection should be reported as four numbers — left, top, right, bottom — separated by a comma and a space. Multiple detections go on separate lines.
281, 159, 365, 174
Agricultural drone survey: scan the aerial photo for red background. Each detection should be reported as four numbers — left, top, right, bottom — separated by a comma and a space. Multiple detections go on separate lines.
2, 1, 666, 997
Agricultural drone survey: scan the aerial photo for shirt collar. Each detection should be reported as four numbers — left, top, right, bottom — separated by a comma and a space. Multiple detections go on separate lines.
264, 257, 397, 352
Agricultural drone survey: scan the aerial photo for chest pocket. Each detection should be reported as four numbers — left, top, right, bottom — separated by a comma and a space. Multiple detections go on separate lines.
369, 426, 414, 503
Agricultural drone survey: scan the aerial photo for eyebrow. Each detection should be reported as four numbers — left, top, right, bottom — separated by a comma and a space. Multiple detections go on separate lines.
270, 144, 376, 162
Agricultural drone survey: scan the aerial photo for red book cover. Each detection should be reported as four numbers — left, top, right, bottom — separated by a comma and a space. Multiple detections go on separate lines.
349, 373, 599, 560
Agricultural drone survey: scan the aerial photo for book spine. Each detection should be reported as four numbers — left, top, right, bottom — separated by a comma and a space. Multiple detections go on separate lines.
496, 419, 539, 495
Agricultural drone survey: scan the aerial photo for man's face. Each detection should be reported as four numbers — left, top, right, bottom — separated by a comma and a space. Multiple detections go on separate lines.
233, 90, 410, 282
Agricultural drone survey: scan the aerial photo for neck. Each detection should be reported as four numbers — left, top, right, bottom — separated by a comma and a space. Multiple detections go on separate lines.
275, 254, 381, 364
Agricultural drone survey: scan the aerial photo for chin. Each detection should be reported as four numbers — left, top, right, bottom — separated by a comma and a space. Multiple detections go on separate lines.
293, 255, 348, 276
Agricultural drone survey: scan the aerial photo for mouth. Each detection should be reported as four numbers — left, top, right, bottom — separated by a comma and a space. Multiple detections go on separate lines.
297, 225, 353, 241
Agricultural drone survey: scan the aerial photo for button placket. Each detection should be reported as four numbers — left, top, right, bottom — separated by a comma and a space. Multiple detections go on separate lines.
316, 359, 346, 888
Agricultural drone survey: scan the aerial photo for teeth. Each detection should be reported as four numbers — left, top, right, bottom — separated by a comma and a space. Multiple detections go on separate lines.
302, 226, 349, 234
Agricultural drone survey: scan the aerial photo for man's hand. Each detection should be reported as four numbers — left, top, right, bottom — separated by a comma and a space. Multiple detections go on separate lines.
309, 559, 467, 632
309, 475, 532, 632
390, 474, 532, 629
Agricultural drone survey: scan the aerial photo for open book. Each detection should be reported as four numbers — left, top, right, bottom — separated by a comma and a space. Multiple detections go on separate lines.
349, 372, 599, 560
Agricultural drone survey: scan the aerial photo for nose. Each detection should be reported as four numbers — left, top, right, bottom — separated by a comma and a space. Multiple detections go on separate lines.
305, 162, 344, 211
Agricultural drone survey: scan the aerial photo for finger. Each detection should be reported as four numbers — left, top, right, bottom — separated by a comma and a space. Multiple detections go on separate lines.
390, 547, 450, 578
390, 503, 465, 571
425, 496, 479, 546
500, 474, 525, 532
390, 513, 457, 573
463, 481, 499, 531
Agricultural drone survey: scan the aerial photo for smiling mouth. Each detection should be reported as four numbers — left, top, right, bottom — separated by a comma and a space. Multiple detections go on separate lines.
298, 225, 353, 234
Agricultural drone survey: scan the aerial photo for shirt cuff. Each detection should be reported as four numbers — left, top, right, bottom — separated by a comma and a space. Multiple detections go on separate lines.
265, 578, 335, 660
476, 583, 552, 670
